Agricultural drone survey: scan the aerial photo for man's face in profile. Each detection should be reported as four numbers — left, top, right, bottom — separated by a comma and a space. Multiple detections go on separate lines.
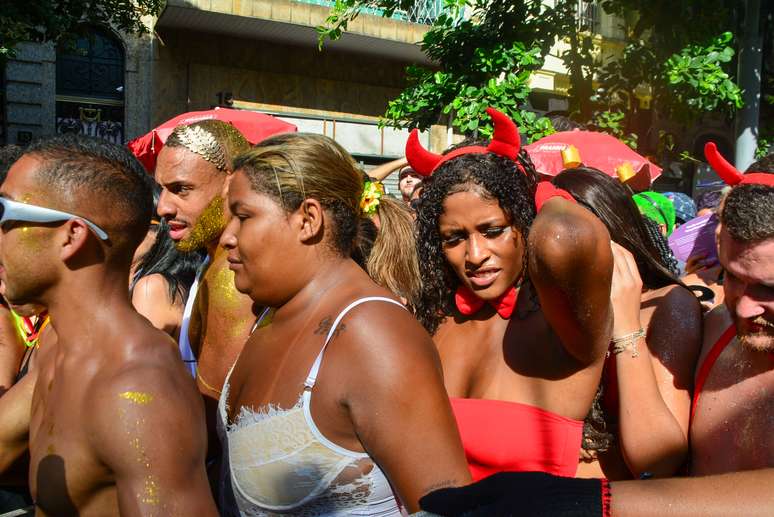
719, 226, 774, 352
0, 155, 58, 306
155, 145, 227, 252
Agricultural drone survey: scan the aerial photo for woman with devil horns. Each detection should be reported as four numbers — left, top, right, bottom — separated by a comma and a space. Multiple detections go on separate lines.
408, 108, 615, 481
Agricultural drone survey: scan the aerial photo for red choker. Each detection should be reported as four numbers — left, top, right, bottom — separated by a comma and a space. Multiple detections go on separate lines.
455, 285, 518, 319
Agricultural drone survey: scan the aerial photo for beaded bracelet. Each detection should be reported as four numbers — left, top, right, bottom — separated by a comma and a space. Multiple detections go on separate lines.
610, 328, 646, 358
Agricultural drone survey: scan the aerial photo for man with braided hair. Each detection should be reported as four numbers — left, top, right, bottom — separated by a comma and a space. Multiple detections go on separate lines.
155, 120, 259, 470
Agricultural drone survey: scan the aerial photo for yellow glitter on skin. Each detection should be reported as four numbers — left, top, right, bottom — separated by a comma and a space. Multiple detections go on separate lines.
141, 475, 160, 505
119, 391, 154, 405
212, 265, 240, 313
176, 196, 226, 253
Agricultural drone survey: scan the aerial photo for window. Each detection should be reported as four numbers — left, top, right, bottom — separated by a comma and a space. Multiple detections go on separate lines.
55, 27, 125, 143
577, 0, 600, 34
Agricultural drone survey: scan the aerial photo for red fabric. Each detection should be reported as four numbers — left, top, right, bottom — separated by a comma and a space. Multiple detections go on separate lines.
454, 285, 517, 319
691, 324, 737, 422
600, 479, 612, 517
405, 107, 521, 176
524, 131, 662, 182
450, 397, 584, 481
126, 108, 297, 172
704, 142, 774, 187
535, 182, 576, 212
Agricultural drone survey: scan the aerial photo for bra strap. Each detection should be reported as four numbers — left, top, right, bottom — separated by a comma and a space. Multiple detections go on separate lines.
303, 297, 404, 389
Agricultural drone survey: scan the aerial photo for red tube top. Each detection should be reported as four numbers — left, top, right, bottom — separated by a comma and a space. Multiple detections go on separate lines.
450, 397, 584, 481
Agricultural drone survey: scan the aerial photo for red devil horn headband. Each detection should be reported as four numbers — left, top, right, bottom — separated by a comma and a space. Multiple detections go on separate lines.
405, 108, 522, 177
704, 142, 774, 187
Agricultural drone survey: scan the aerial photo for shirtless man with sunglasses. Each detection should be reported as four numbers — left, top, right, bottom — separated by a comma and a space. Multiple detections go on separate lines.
0, 135, 216, 516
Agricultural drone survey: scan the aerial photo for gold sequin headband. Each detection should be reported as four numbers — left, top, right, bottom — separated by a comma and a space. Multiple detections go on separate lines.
169, 125, 227, 170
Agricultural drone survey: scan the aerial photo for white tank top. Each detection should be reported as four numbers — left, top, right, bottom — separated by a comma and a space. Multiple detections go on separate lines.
178, 255, 209, 377
218, 297, 405, 516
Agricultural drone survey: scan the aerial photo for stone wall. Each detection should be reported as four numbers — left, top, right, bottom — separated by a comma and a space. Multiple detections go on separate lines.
2, 28, 154, 144
151, 28, 410, 127
4, 42, 56, 145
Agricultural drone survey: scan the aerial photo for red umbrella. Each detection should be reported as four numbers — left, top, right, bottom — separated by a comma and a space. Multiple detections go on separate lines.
127, 107, 297, 172
524, 130, 661, 191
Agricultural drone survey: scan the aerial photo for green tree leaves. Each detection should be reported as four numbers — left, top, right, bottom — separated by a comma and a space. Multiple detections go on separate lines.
1, 0, 163, 60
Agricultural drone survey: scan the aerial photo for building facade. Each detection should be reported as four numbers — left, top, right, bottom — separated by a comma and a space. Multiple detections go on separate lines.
0, 0, 735, 193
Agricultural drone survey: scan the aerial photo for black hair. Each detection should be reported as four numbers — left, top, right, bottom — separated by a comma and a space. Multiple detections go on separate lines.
414, 149, 538, 334
641, 217, 681, 277
553, 167, 682, 289
746, 154, 774, 173
24, 134, 153, 259
721, 183, 774, 242
130, 183, 204, 303
352, 216, 378, 270
0, 145, 23, 183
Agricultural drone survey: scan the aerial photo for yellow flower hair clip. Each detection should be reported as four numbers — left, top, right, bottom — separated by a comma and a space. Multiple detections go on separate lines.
360, 180, 385, 215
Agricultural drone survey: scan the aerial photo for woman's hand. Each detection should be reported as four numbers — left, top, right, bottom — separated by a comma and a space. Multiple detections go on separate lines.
684, 252, 719, 274
610, 242, 643, 338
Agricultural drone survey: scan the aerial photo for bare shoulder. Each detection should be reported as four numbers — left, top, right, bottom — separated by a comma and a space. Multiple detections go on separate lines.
326, 296, 443, 386
132, 274, 172, 303
644, 284, 702, 333
86, 346, 204, 467
698, 304, 734, 365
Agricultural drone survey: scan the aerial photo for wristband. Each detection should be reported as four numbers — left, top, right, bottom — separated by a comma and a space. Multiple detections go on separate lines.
610, 328, 645, 358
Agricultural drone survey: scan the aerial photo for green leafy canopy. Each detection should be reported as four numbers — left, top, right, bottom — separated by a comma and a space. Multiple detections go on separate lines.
319, 0, 748, 157
1, 0, 164, 59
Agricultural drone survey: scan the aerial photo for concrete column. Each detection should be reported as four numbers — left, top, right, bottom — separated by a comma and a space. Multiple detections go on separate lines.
734, 0, 763, 171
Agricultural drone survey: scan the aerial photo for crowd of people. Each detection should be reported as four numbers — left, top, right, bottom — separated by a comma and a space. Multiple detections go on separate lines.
0, 106, 770, 517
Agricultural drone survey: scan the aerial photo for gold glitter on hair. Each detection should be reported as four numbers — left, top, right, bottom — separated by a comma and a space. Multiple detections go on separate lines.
167, 125, 227, 170
119, 391, 154, 405
175, 196, 226, 253
165, 120, 250, 173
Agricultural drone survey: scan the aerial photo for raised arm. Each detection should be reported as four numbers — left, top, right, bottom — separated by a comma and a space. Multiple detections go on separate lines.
609, 244, 701, 477
367, 157, 408, 182
528, 197, 614, 364
91, 363, 217, 516
340, 302, 471, 512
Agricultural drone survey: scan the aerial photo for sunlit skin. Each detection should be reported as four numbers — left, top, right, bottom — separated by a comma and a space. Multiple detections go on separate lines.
218, 170, 471, 512
155, 146, 227, 246
432, 190, 613, 428
719, 231, 774, 351
689, 226, 774, 476
439, 191, 525, 302
0, 154, 216, 516
156, 143, 257, 476
399, 170, 423, 202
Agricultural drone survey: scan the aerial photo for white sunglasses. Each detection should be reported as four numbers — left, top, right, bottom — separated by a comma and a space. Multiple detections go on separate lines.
0, 197, 109, 240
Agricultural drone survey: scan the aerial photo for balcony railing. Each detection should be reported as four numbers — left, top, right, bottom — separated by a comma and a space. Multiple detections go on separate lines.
297, 0, 446, 26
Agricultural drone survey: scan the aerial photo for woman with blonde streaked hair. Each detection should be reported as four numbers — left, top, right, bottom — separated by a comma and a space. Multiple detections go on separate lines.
217, 132, 470, 516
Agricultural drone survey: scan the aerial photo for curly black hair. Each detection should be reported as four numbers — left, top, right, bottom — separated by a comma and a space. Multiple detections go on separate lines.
414, 149, 538, 334
722, 183, 774, 242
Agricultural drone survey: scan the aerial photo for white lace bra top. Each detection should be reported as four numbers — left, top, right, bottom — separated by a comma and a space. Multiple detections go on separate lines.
218, 297, 406, 517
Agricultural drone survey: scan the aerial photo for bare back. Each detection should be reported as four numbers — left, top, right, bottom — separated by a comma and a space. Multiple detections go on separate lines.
690, 305, 774, 475
28, 310, 215, 516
